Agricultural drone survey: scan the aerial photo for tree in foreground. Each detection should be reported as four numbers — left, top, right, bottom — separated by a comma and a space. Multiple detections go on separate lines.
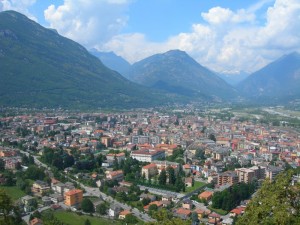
236, 170, 300, 225
0, 189, 22, 225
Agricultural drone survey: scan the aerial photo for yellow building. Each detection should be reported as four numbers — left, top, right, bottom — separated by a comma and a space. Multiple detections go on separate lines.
64, 189, 83, 207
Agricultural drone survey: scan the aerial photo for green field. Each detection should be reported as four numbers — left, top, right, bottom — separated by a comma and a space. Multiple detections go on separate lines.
54, 211, 123, 225
0, 186, 26, 201
185, 181, 206, 193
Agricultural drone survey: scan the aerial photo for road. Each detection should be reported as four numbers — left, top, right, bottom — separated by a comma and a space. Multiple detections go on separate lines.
21, 150, 154, 223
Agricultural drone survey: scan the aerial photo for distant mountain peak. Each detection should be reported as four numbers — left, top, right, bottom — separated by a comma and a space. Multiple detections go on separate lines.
125, 50, 237, 99
237, 52, 300, 101
90, 49, 131, 76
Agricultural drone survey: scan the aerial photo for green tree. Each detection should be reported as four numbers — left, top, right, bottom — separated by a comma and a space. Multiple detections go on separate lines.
209, 134, 216, 142
81, 198, 94, 213
236, 170, 300, 225
158, 169, 167, 185
167, 166, 176, 185
124, 214, 138, 224
0, 189, 22, 225
96, 202, 108, 215
149, 204, 158, 217
138, 128, 143, 135
191, 212, 199, 225
0, 159, 5, 171
142, 198, 151, 206
84, 219, 91, 225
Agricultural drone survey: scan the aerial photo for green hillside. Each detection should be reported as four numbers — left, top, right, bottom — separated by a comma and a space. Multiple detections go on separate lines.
0, 11, 169, 109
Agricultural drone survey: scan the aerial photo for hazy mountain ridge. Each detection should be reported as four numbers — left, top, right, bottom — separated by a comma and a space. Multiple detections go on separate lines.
217, 71, 250, 86
124, 50, 238, 99
238, 52, 300, 101
0, 10, 169, 109
89, 49, 131, 76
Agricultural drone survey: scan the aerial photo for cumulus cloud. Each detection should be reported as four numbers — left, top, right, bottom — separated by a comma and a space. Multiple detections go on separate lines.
0, 0, 37, 20
44, 0, 130, 47
2, 0, 299, 73
103, 0, 300, 73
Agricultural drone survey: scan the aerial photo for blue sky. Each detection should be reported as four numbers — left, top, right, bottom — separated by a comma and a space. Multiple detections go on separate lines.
1, 0, 299, 73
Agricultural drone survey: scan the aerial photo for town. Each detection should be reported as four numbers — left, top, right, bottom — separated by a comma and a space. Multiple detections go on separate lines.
0, 106, 300, 225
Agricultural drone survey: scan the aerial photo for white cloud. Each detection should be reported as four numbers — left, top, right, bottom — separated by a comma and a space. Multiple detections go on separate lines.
103, 0, 300, 73
44, 0, 130, 48
0, 0, 37, 20
2, 0, 299, 73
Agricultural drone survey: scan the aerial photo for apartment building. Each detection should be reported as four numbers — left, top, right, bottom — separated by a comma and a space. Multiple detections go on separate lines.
217, 171, 238, 186
64, 189, 83, 208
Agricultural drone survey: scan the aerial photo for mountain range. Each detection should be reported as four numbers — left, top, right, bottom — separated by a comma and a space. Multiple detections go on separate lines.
238, 52, 300, 101
1, 10, 300, 109
0, 10, 167, 109
122, 50, 238, 99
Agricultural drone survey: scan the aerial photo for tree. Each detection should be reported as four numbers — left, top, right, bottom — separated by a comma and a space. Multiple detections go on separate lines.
175, 173, 185, 192
142, 198, 151, 206
149, 204, 158, 217
113, 156, 119, 170
138, 128, 143, 135
191, 212, 199, 225
0, 159, 5, 171
63, 154, 74, 168
25, 165, 46, 180
124, 214, 138, 224
96, 202, 108, 215
236, 170, 300, 225
0, 189, 22, 225
158, 169, 167, 186
167, 166, 176, 185
81, 198, 94, 213
208, 134, 216, 142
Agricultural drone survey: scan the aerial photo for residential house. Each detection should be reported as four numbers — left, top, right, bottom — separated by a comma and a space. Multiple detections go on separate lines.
230, 207, 245, 217
106, 152, 125, 163
175, 208, 191, 220
49, 193, 64, 204
182, 199, 193, 210
106, 170, 124, 181
185, 177, 193, 187
30, 218, 43, 225
198, 191, 213, 202
109, 206, 121, 218
142, 163, 158, 180
119, 210, 131, 220
194, 209, 210, 219
32, 180, 50, 196
21, 195, 36, 212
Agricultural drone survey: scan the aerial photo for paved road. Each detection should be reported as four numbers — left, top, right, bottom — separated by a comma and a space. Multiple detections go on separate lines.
80, 185, 154, 222
20, 150, 154, 223
22, 205, 51, 224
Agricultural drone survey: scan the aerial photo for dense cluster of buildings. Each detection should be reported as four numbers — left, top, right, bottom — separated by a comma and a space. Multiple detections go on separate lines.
1, 108, 300, 224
